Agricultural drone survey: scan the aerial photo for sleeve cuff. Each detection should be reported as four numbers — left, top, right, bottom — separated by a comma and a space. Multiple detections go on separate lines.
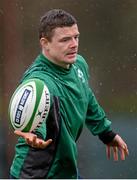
98, 130, 116, 144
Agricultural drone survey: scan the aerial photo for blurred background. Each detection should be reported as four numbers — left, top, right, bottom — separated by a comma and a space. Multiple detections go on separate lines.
1, 0, 137, 178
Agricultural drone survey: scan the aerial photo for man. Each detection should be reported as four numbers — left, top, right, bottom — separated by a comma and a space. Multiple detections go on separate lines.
10, 9, 129, 179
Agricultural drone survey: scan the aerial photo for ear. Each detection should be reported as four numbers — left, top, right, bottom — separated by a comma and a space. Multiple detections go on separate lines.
40, 38, 49, 50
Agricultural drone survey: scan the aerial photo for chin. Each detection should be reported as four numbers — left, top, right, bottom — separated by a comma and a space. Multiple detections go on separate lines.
67, 57, 77, 64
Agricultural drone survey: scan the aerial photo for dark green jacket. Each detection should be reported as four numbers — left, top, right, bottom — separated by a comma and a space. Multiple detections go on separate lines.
10, 53, 115, 179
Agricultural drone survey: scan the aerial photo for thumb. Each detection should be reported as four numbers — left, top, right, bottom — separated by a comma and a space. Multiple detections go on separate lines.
14, 130, 26, 138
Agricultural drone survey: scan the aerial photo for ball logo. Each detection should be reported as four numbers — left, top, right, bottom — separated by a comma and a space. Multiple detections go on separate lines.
15, 89, 31, 125
9, 79, 50, 132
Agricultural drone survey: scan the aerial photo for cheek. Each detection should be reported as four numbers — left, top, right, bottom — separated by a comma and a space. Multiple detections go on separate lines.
54, 46, 66, 55
49, 47, 65, 59
51, 44, 61, 52
49, 43, 68, 57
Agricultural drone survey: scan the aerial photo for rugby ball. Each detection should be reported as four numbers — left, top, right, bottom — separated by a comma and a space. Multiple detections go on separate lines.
8, 78, 50, 132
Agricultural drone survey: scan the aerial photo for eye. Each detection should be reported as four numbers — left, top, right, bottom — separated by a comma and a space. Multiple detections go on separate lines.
74, 35, 79, 40
60, 37, 70, 42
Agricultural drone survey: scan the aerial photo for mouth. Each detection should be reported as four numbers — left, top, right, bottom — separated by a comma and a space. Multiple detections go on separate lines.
66, 51, 77, 57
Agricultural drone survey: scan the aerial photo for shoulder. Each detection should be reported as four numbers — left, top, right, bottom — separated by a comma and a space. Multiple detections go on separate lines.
18, 55, 52, 90
76, 54, 88, 68
76, 54, 87, 63
75, 54, 89, 74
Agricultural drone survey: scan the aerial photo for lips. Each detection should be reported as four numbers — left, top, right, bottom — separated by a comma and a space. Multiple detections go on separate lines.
66, 51, 77, 55
66, 53, 77, 58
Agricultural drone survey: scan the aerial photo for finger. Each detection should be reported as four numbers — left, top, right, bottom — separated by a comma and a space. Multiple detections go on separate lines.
125, 148, 129, 156
26, 137, 34, 146
25, 135, 37, 146
32, 135, 37, 145
113, 147, 118, 161
119, 145, 129, 160
38, 141, 43, 148
14, 130, 26, 138
29, 138, 53, 149
39, 139, 53, 149
124, 145, 129, 156
106, 146, 111, 159
120, 148, 126, 160
26, 135, 37, 147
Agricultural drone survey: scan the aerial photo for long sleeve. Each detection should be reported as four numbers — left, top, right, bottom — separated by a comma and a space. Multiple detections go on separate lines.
85, 88, 116, 143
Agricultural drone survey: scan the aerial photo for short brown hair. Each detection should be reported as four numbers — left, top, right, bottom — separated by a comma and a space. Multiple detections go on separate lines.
39, 9, 77, 41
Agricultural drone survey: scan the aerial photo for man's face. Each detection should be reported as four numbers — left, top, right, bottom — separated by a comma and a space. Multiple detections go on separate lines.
42, 24, 80, 68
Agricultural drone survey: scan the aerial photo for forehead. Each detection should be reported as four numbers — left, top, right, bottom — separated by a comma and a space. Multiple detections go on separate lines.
52, 24, 79, 38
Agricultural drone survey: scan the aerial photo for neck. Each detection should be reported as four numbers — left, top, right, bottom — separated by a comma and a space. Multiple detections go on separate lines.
42, 50, 70, 69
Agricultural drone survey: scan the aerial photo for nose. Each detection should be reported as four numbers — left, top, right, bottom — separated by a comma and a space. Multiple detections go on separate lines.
69, 37, 78, 48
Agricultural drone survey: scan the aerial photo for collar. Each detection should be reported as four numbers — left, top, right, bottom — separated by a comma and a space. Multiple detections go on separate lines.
39, 53, 72, 75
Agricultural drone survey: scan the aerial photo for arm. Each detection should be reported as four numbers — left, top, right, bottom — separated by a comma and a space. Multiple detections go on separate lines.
85, 88, 129, 160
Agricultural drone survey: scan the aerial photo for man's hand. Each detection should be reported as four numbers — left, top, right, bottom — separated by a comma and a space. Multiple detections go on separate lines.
106, 134, 129, 161
14, 130, 53, 149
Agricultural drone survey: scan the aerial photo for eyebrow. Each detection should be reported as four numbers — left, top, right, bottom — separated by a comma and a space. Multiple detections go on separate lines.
59, 33, 80, 41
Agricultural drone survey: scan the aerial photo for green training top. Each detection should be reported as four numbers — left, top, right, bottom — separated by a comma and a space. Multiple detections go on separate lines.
10, 53, 113, 179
